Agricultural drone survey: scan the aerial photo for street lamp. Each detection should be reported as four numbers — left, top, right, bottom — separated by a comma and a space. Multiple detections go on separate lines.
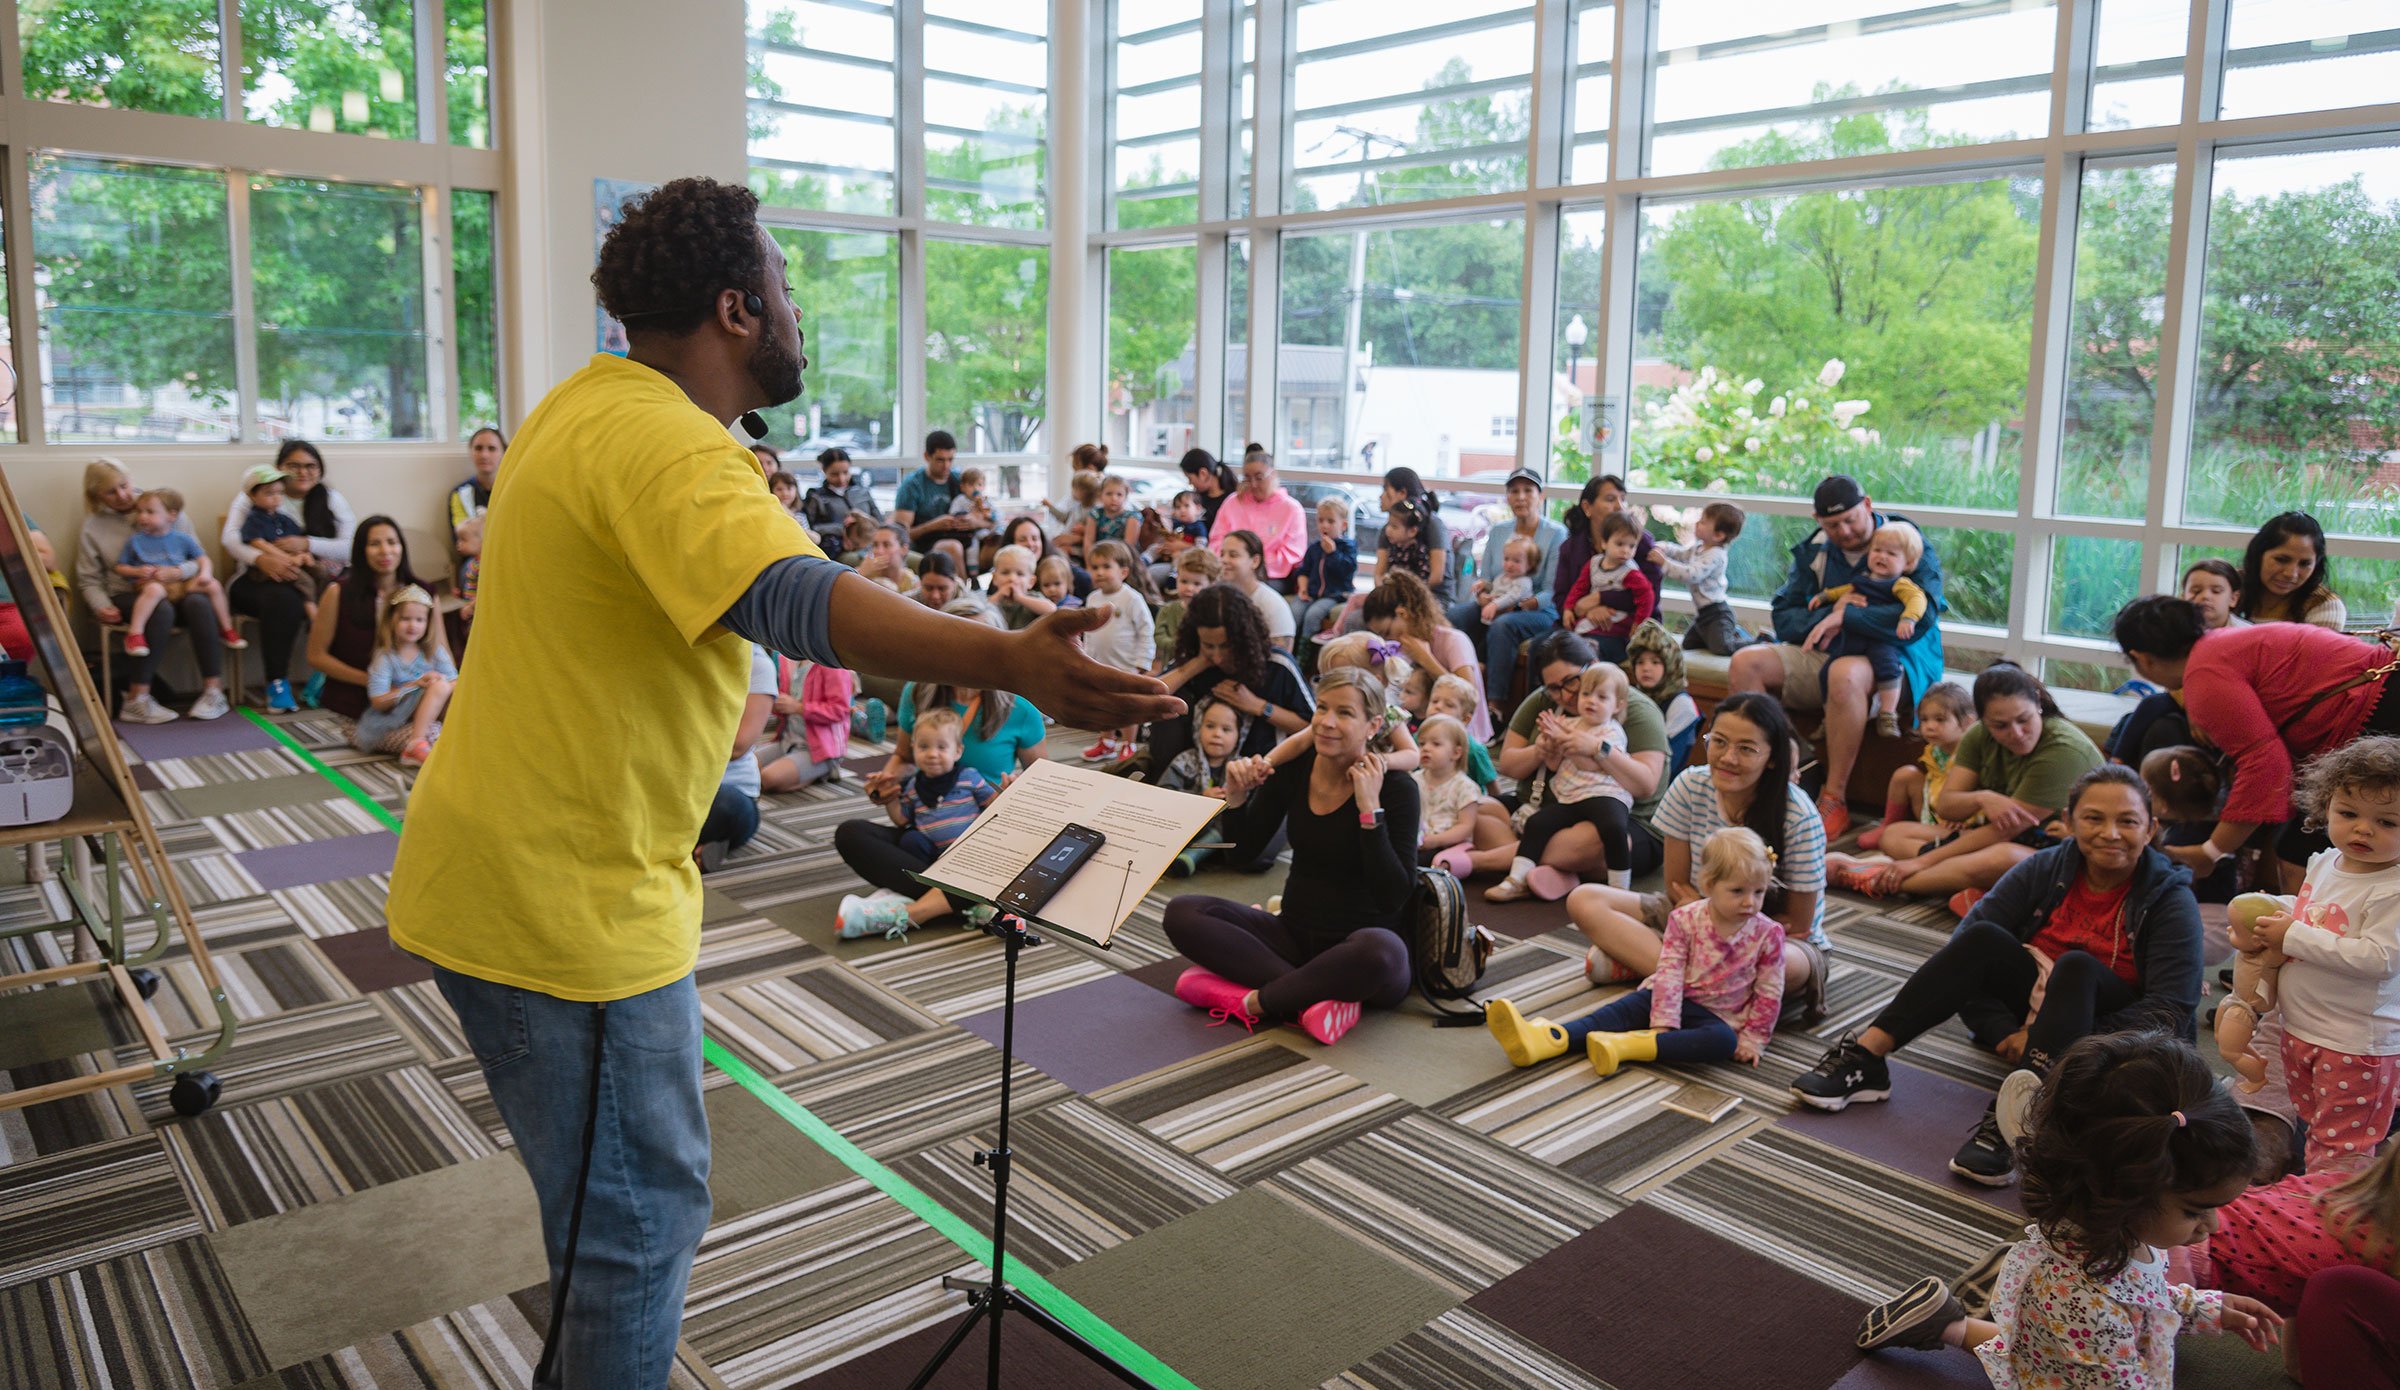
1564, 314, 1589, 451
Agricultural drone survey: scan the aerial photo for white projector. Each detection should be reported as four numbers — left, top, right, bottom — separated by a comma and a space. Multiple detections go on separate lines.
0, 722, 74, 826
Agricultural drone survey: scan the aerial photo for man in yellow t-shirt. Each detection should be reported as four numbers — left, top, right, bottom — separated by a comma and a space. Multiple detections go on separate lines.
387, 178, 1176, 1385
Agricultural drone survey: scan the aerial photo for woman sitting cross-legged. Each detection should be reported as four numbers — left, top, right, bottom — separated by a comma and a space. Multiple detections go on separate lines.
1827, 661, 2102, 917
1792, 764, 2203, 1188
1562, 692, 1830, 1024
1486, 825, 1785, 1076
1163, 666, 1420, 1047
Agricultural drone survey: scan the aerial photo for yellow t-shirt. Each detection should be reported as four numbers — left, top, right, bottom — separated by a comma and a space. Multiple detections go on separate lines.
386, 354, 818, 1001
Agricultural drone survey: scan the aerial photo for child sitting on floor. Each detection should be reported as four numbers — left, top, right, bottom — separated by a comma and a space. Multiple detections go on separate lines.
1857, 1032, 2281, 1378
1034, 553, 1082, 611
1808, 520, 1931, 739
354, 584, 456, 768
1623, 621, 1698, 774
1162, 695, 1242, 876
836, 708, 997, 940
1155, 546, 1221, 674
1487, 663, 1632, 902
1426, 675, 1498, 789
454, 514, 483, 622
986, 544, 1046, 631
1483, 825, 1784, 1074
1859, 681, 1975, 852
1414, 715, 1483, 857
1398, 666, 1433, 723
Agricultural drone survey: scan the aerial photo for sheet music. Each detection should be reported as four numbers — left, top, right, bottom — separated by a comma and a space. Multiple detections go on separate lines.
914, 759, 1222, 947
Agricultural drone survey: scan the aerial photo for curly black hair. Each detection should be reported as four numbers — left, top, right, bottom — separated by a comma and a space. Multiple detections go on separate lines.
2020, 1032, 2252, 1281
592, 177, 769, 335
1174, 584, 1272, 687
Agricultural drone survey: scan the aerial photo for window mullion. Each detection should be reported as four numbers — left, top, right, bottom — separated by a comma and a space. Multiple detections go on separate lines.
4, 145, 40, 445
227, 172, 261, 442
427, 186, 458, 442
2146, 0, 2230, 555
219, 0, 243, 123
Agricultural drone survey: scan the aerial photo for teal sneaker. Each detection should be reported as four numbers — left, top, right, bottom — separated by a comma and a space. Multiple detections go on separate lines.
963, 904, 996, 929
835, 894, 914, 941
300, 672, 326, 708
266, 679, 297, 713
863, 697, 887, 743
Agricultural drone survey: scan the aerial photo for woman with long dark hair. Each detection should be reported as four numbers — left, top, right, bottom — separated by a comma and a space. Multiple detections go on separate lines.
1145, 583, 1313, 782
306, 516, 433, 723
271, 440, 357, 569
1379, 466, 1450, 600
2239, 511, 2346, 629
1565, 690, 1830, 1021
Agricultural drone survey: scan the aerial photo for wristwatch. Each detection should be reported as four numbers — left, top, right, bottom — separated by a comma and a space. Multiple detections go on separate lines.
1359, 807, 1385, 829
1260, 701, 1275, 720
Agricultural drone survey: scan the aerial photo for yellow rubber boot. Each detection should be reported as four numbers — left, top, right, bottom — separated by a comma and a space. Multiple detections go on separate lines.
1588, 1029, 1662, 1077
1484, 998, 1570, 1066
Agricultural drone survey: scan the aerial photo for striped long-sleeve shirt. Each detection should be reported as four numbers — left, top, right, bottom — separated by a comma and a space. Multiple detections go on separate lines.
901, 767, 997, 850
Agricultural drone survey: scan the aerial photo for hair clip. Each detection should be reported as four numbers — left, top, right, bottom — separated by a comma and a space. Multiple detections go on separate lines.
1365, 638, 1402, 664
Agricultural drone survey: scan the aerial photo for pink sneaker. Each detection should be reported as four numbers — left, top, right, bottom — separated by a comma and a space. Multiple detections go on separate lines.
1080, 738, 1119, 762
1431, 845, 1475, 879
1298, 999, 1361, 1046
1172, 967, 1258, 1031
1528, 866, 1580, 901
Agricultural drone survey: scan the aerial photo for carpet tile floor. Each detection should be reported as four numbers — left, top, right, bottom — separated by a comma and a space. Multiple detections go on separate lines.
0, 712, 2295, 1387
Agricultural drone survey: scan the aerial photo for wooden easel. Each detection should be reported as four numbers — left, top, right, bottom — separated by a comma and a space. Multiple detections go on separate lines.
0, 462, 231, 1118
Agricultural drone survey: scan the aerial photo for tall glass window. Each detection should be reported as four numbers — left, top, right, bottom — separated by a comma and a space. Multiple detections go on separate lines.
251, 176, 430, 439
2088, 0, 2186, 131
926, 240, 1048, 454
2058, 159, 2174, 521
1648, 1, 2056, 178
1107, 243, 1198, 462
447, 0, 493, 148
32, 157, 238, 443
748, 0, 899, 215
1277, 218, 1524, 478
241, 0, 416, 140
453, 189, 499, 428
1288, 2, 1534, 212
1115, 0, 1203, 230
2221, 0, 2400, 122
925, 0, 1048, 229
19, 2, 224, 118
2185, 142, 2400, 540
759, 228, 898, 457
1555, 208, 1606, 483
1568, 1, 1614, 184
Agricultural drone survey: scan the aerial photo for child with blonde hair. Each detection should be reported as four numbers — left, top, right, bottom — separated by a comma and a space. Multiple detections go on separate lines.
986, 543, 1047, 630
1034, 553, 1082, 610
1484, 825, 1785, 1074
1057, 471, 1105, 559
1425, 674, 1498, 788
1262, 630, 1416, 770
1077, 473, 1146, 559
2244, 736, 2400, 1171
1291, 495, 1359, 646
1808, 519, 1931, 738
1487, 663, 1634, 902
1414, 715, 1482, 853
1859, 681, 1975, 852
837, 706, 999, 941
116, 488, 244, 655
353, 584, 456, 767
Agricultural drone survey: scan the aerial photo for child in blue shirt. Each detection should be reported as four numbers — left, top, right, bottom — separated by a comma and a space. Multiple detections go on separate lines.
1291, 495, 1358, 646
353, 585, 458, 767
237, 470, 324, 612
838, 707, 998, 940
114, 488, 243, 657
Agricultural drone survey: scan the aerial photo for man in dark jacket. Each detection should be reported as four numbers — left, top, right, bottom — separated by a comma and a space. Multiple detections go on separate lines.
1787, 767, 2201, 1187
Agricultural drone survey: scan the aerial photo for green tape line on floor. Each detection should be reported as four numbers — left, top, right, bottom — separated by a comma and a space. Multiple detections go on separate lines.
245, 707, 1190, 1387
238, 709, 406, 834
704, 1037, 1198, 1390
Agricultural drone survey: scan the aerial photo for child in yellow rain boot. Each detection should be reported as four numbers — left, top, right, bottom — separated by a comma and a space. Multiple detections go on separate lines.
1485, 826, 1787, 1076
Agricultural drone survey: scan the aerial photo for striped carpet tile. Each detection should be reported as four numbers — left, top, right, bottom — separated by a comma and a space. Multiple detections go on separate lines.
123, 999, 422, 1121
272, 876, 394, 939
1648, 1124, 2025, 1304
0, 1237, 269, 1388
428, 1057, 510, 1151
270, 710, 353, 751
1323, 1306, 1618, 1390
1436, 1060, 1768, 1188
200, 798, 392, 852
183, 892, 307, 951
140, 939, 354, 1034
702, 961, 941, 1074
0, 1056, 150, 1160
852, 931, 1118, 1021
0, 1135, 200, 1287
1268, 1110, 1623, 1298
683, 1178, 976, 1388
125, 851, 262, 909
138, 747, 316, 787
693, 917, 825, 992
271, 1288, 729, 1389
159, 1067, 493, 1229
1096, 1034, 1416, 1183
373, 979, 469, 1064
717, 852, 877, 913
772, 1027, 1072, 1159
885, 1095, 1241, 1276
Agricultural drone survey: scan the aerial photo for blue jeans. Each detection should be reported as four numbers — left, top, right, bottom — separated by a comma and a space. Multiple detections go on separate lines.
1560, 986, 1739, 1063
434, 966, 713, 1388
1448, 597, 1559, 713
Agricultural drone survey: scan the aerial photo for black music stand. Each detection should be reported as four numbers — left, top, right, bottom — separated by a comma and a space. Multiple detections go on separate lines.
906, 908, 1151, 1390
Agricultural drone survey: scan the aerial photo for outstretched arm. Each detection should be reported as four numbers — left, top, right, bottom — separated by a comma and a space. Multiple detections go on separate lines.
722, 556, 1183, 732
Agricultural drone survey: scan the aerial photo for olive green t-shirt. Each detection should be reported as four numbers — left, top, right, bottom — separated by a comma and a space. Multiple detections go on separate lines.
1506, 686, 1672, 831
1953, 716, 2102, 812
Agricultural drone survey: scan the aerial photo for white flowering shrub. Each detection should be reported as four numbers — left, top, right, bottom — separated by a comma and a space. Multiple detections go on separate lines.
1630, 360, 1878, 495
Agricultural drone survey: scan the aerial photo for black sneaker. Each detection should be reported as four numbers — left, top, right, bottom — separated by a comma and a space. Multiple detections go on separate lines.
1791, 1032, 1892, 1111
1954, 1241, 2014, 1318
1858, 1276, 1965, 1352
1949, 1105, 2017, 1187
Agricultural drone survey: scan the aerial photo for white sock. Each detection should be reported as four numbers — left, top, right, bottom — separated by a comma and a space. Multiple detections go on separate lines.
1607, 869, 1631, 890
1508, 856, 1534, 882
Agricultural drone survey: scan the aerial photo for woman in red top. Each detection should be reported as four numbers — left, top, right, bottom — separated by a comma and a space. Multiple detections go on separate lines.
1790, 765, 2204, 1187
2115, 595, 2400, 890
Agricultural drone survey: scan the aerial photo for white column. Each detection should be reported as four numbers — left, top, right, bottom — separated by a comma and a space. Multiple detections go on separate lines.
1047, 0, 1093, 502
495, 0, 552, 429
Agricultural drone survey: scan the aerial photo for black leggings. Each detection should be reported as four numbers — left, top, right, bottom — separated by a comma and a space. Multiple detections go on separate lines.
834, 818, 967, 913
1163, 895, 1411, 1019
113, 591, 225, 688
1518, 795, 1630, 870
1869, 919, 2139, 1059
228, 571, 310, 681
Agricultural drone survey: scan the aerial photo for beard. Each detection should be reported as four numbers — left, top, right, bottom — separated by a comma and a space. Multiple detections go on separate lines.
750, 328, 806, 408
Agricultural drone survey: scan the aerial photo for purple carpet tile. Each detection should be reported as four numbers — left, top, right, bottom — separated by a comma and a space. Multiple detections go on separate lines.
113, 713, 281, 761
234, 831, 400, 893
958, 969, 1250, 1093
1777, 1059, 2025, 1213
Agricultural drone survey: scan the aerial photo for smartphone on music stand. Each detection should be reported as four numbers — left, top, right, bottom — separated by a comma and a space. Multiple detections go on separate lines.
994, 823, 1106, 918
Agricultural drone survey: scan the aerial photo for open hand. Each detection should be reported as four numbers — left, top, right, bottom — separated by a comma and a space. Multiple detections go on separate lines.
1806, 611, 1843, 652
1733, 1039, 1762, 1065
2220, 1296, 2282, 1352
1005, 607, 1184, 731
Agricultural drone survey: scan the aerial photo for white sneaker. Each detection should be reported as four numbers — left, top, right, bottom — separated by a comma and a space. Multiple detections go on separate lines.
186, 688, 230, 721
862, 889, 910, 908
118, 693, 177, 725
1996, 1067, 2042, 1148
